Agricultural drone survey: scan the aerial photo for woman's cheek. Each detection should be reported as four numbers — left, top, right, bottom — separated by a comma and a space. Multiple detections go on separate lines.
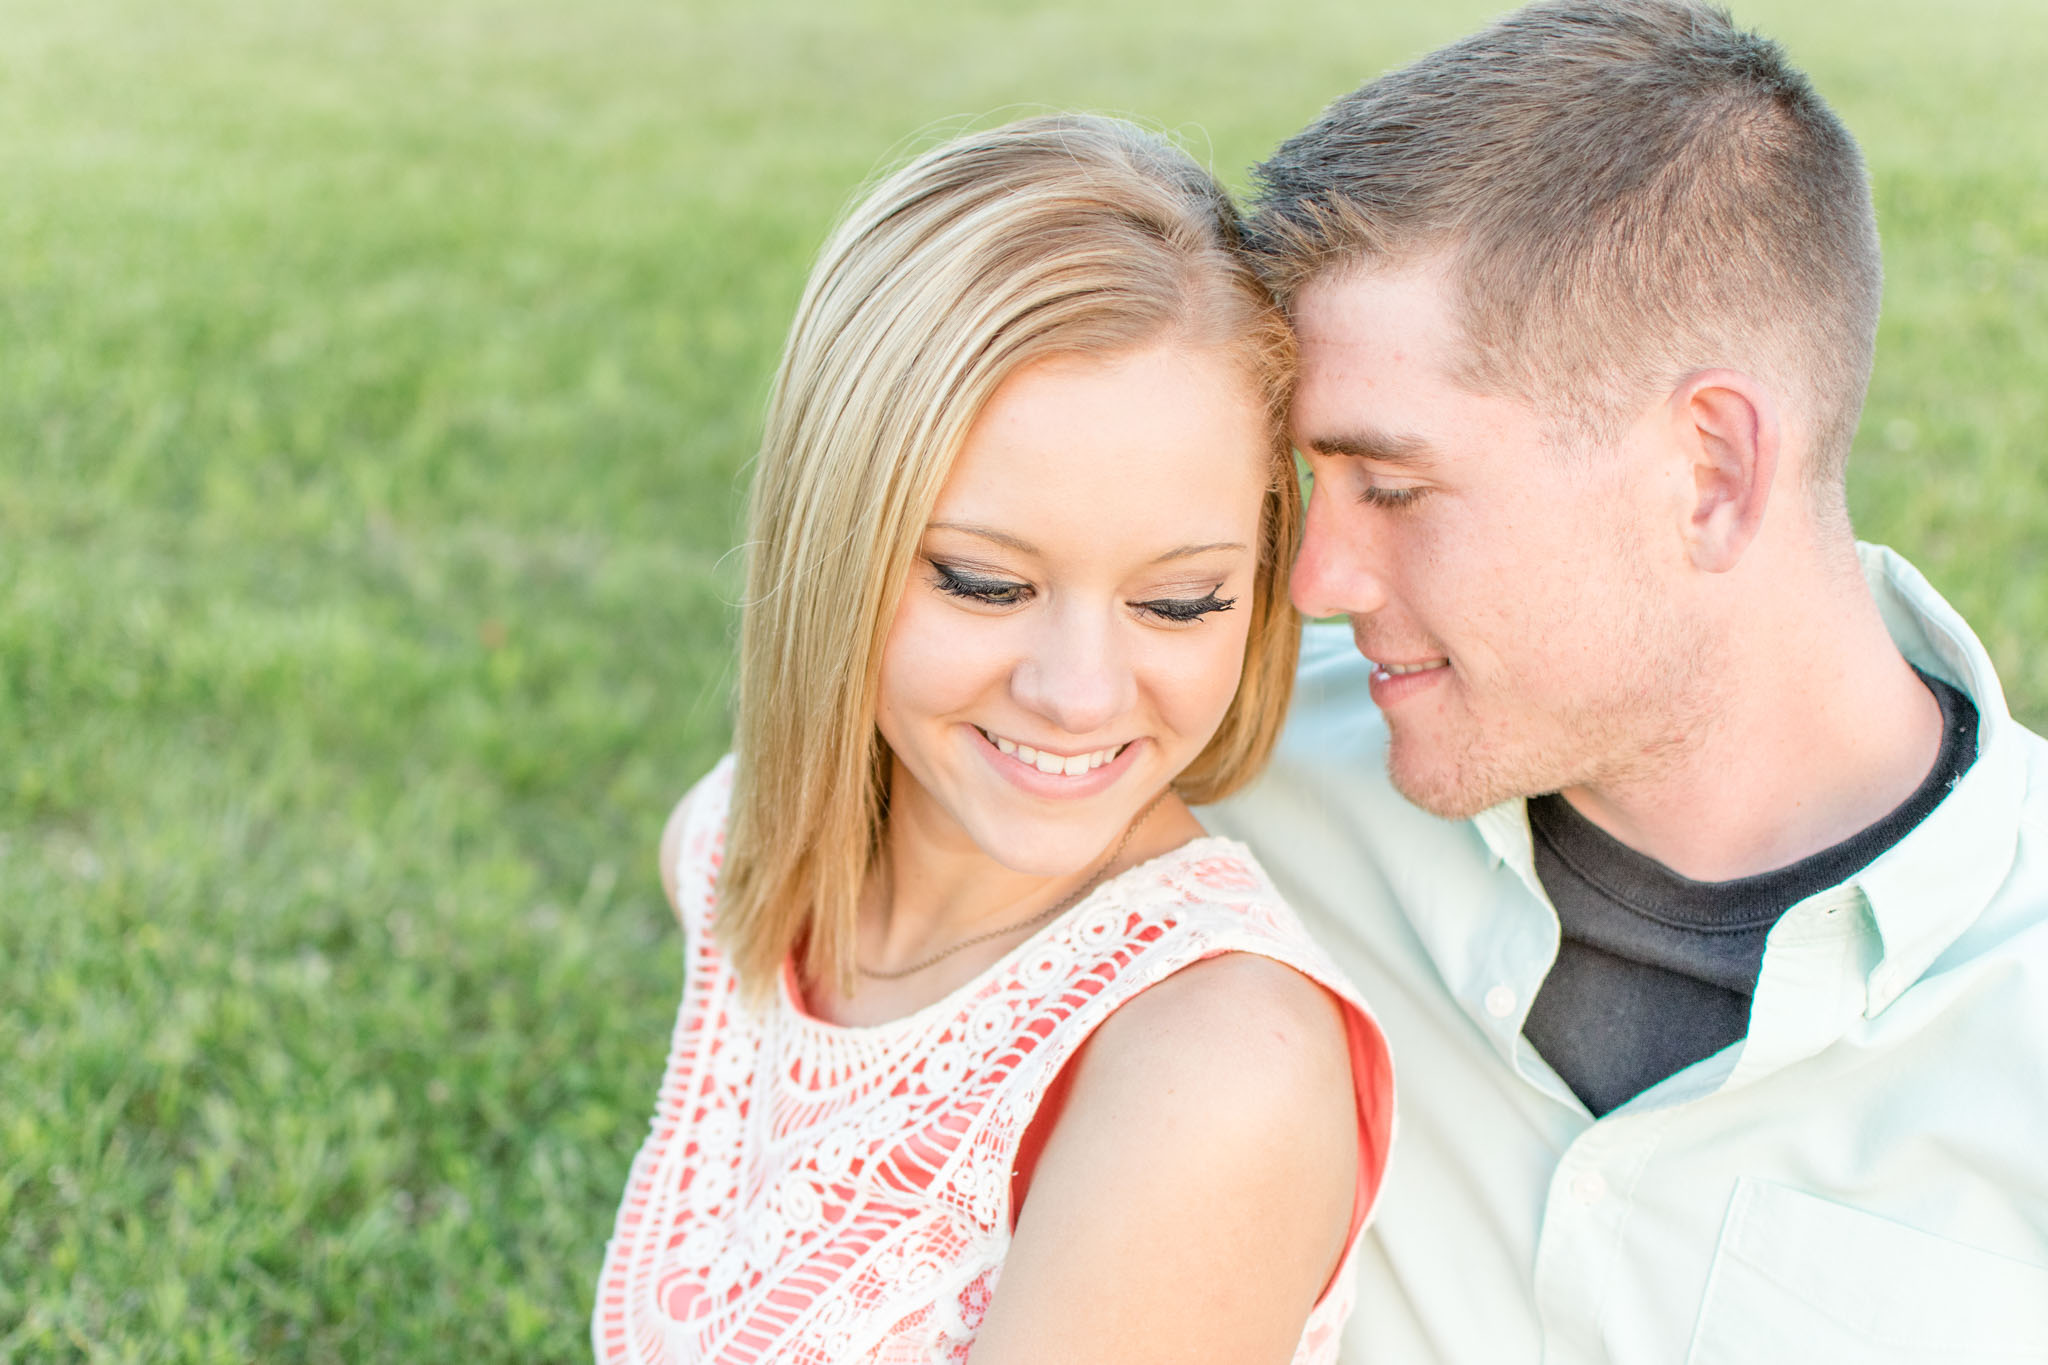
881, 593, 1008, 716
1152, 620, 1252, 749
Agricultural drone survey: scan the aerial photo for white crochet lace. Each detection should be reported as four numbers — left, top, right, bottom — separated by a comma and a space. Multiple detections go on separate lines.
594, 757, 1387, 1364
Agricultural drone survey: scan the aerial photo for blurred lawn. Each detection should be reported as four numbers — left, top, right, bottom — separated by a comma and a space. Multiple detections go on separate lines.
1, 0, 2042, 1359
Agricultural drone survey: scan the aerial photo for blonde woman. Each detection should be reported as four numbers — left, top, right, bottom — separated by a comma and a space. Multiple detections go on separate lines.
593, 116, 1393, 1364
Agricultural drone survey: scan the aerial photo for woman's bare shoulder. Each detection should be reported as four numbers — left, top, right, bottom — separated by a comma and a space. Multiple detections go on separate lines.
1082, 951, 1356, 1140
970, 952, 1359, 1364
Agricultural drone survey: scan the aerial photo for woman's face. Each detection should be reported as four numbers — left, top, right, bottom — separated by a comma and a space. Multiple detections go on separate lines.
876, 341, 1271, 877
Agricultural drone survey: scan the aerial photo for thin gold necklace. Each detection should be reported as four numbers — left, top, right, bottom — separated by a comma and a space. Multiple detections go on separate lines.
857, 790, 1169, 981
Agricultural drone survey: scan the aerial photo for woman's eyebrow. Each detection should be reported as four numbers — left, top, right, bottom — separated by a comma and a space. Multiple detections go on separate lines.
927, 522, 1038, 554
1152, 541, 1245, 563
929, 524, 1244, 565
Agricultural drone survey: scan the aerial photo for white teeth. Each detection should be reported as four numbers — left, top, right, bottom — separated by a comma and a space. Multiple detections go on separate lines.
981, 728, 1129, 777
1378, 660, 1445, 676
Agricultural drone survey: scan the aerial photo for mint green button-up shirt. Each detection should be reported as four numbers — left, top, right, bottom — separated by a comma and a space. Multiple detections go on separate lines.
1205, 545, 2048, 1364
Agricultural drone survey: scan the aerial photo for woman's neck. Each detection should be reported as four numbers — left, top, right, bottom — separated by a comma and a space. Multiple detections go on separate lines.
803, 785, 1207, 1028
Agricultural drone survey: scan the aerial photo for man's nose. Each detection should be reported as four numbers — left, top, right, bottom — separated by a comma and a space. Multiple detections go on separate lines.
1011, 605, 1135, 738
1290, 480, 1390, 620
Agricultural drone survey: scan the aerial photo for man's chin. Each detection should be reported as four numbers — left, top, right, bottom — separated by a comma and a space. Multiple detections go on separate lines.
1384, 738, 1526, 822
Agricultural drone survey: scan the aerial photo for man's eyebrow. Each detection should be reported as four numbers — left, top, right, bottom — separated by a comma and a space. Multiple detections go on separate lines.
1301, 428, 1437, 465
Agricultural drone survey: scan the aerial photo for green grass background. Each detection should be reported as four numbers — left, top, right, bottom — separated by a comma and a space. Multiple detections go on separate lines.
2, 0, 2042, 1359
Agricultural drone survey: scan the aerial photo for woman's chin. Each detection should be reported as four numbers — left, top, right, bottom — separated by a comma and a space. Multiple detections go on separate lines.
972, 827, 1125, 882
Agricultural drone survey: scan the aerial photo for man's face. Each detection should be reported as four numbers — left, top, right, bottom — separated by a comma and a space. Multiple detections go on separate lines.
1288, 265, 1708, 818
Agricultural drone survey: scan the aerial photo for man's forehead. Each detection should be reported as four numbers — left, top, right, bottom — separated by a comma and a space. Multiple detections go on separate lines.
1290, 267, 1473, 405
1288, 269, 1540, 455
1294, 260, 1458, 335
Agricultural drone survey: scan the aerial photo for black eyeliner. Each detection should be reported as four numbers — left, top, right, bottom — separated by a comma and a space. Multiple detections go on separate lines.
1137, 590, 1237, 622
929, 559, 1029, 604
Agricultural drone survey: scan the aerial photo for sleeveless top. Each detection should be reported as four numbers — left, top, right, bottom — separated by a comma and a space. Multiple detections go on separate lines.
593, 757, 1395, 1364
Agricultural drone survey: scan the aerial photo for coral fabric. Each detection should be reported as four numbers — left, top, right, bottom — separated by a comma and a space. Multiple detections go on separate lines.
593, 757, 1394, 1364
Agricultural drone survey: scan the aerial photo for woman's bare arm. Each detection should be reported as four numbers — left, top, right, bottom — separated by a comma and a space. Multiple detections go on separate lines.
969, 952, 1361, 1365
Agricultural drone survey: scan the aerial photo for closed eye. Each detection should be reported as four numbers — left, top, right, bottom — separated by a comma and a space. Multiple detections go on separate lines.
931, 560, 1031, 607
1133, 589, 1237, 623
1359, 484, 1428, 510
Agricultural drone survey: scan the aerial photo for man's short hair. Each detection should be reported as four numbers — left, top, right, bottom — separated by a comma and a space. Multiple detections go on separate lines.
1248, 0, 1882, 502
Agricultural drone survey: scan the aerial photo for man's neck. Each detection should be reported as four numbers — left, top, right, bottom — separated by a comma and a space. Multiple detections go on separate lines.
1557, 570, 1948, 884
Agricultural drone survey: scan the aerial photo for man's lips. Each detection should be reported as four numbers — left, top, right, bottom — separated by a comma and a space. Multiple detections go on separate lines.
1350, 622, 1450, 679
1368, 657, 1450, 682
1355, 628, 1452, 706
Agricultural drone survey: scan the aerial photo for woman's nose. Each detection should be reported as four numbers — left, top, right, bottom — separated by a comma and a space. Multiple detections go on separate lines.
1010, 605, 1135, 738
1290, 480, 1391, 620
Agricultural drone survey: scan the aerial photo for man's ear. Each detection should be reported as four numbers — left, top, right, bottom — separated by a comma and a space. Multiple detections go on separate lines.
1670, 369, 1780, 574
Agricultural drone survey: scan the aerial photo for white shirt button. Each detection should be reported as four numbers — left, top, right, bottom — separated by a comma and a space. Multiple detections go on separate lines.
1484, 985, 1518, 1019
1571, 1171, 1608, 1205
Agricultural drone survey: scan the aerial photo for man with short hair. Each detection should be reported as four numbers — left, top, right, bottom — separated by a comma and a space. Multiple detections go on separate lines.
1205, 2, 2048, 1360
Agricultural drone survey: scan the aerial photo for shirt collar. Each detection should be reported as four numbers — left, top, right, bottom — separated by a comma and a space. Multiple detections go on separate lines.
1473, 801, 1532, 877
1849, 543, 2028, 1014
1469, 543, 2027, 1017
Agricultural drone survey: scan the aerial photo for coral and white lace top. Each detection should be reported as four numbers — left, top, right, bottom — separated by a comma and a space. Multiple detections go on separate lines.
594, 758, 1394, 1364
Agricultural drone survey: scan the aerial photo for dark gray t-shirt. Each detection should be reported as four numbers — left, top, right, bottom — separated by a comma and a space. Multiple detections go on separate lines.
1521, 672, 1979, 1117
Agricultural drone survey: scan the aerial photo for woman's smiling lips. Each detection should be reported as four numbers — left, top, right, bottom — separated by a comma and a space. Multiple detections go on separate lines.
970, 725, 1143, 798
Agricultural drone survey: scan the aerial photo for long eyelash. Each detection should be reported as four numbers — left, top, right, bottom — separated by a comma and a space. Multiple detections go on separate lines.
1360, 485, 1427, 509
931, 560, 1030, 605
1137, 591, 1237, 623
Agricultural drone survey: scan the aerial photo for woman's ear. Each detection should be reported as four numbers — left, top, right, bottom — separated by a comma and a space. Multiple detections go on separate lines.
1670, 369, 1781, 574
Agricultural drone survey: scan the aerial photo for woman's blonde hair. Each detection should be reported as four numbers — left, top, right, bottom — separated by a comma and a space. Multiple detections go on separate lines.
720, 115, 1302, 996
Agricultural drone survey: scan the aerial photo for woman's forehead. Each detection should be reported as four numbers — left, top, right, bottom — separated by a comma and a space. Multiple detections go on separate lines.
931, 345, 1270, 557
